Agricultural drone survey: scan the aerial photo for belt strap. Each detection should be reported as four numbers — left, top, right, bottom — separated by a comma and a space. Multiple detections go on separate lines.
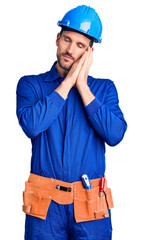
23, 173, 114, 222
26, 173, 107, 205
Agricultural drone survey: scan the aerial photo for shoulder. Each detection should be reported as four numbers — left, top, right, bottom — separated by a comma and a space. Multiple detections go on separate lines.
88, 75, 115, 90
88, 76, 118, 102
16, 71, 49, 95
17, 71, 48, 85
88, 75, 113, 84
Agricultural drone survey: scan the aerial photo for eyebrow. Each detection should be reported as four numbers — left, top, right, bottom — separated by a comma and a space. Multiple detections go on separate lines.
63, 34, 87, 48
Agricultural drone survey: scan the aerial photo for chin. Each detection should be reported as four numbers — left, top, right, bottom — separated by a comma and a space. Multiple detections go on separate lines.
59, 58, 73, 71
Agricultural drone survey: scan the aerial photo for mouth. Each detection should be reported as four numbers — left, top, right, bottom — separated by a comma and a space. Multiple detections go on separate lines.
62, 54, 73, 60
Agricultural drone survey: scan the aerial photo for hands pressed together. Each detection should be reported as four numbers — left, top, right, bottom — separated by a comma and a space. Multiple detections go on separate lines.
65, 47, 94, 88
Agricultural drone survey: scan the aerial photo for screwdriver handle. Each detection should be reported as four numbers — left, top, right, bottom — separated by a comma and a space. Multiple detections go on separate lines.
100, 177, 105, 197
81, 174, 91, 189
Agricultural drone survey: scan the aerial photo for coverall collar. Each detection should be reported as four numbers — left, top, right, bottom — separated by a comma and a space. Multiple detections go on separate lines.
44, 61, 65, 82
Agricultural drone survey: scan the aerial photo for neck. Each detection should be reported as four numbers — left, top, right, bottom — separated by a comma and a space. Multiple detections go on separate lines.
55, 62, 69, 78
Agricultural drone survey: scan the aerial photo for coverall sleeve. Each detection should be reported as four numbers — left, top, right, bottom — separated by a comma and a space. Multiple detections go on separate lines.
84, 80, 127, 146
16, 76, 65, 139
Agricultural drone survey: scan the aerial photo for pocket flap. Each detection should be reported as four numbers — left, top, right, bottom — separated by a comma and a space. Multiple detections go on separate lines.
22, 183, 52, 220
74, 187, 109, 223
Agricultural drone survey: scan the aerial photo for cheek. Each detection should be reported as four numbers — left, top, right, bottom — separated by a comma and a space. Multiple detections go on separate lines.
76, 49, 86, 60
57, 40, 69, 54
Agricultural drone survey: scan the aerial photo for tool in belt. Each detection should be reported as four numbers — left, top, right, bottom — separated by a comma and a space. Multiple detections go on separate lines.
22, 173, 114, 223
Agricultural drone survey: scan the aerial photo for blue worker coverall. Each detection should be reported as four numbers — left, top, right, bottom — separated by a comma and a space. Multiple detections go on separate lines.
16, 61, 127, 240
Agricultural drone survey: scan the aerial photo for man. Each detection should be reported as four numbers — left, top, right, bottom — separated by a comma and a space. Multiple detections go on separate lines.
16, 5, 127, 240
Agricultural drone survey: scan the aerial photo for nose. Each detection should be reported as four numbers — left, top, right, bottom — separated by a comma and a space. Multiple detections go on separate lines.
66, 43, 75, 55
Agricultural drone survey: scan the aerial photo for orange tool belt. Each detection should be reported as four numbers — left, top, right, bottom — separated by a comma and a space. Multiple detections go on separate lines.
22, 173, 114, 223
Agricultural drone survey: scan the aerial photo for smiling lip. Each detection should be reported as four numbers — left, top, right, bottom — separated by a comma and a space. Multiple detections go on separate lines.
63, 54, 73, 60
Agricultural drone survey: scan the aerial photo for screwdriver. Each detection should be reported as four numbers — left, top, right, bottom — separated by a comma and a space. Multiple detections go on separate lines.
81, 174, 91, 189
100, 177, 105, 197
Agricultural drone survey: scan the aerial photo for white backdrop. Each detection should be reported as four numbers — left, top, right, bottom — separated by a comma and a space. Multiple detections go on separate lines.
1, 0, 144, 239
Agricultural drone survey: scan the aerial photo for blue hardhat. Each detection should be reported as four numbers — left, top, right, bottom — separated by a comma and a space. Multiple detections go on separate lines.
57, 5, 102, 43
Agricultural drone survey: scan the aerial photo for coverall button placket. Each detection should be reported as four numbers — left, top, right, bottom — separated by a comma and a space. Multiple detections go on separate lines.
64, 87, 77, 182
62, 89, 75, 182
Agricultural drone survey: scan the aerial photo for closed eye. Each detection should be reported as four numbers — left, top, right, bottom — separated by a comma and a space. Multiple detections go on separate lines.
62, 34, 86, 48
77, 43, 84, 48
64, 37, 71, 42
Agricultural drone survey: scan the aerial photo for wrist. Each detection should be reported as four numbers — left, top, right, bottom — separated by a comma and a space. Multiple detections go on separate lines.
64, 77, 74, 88
76, 82, 89, 91
63, 78, 73, 90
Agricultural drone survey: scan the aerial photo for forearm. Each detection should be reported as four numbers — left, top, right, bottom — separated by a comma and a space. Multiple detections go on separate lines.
86, 106, 127, 146
77, 81, 127, 146
55, 78, 73, 100
77, 83, 95, 106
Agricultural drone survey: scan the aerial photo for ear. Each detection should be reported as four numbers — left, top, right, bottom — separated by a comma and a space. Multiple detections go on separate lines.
56, 33, 61, 47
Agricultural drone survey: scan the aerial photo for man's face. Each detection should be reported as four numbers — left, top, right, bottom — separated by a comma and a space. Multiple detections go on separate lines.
56, 30, 91, 71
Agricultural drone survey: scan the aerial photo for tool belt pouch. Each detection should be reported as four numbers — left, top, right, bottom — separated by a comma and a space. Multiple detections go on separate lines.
22, 181, 52, 220
74, 186, 114, 223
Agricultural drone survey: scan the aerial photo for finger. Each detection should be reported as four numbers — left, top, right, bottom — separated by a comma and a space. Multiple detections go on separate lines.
75, 51, 88, 68
79, 51, 88, 61
82, 48, 92, 67
87, 49, 93, 67
80, 50, 93, 73
70, 51, 88, 75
